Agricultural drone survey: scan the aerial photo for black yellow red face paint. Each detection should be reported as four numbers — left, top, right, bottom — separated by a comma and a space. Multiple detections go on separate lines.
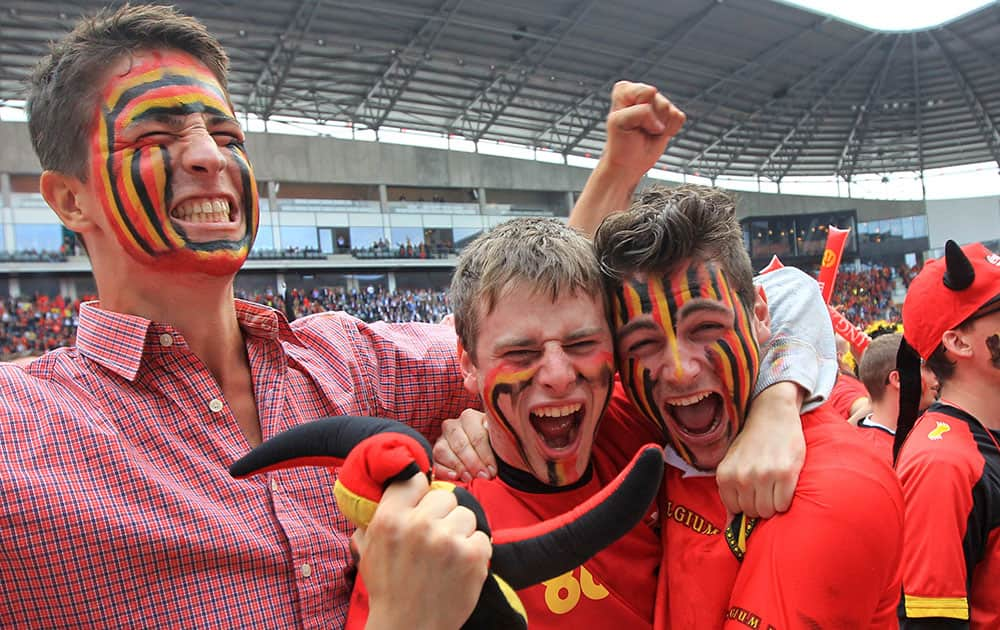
90, 51, 258, 273
988, 333, 1000, 369
612, 261, 760, 465
483, 350, 614, 486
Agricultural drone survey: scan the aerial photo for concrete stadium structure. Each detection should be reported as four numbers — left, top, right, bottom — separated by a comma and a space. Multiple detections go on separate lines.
2, 119, 998, 301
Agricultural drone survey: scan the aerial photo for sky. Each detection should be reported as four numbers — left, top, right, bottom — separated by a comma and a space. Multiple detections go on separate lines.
774, 0, 994, 32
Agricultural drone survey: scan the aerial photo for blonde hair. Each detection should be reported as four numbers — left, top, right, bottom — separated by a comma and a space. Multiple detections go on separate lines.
450, 218, 606, 360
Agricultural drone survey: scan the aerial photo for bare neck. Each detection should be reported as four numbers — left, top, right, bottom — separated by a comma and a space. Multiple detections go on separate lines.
939, 376, 1000, 431
93, 259, 248, 382
868, 397, 899, 432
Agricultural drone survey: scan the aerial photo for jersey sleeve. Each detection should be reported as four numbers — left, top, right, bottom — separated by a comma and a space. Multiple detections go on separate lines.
753, 267, 838, 412
724, 444, 904, 628
897, 434, 978, 624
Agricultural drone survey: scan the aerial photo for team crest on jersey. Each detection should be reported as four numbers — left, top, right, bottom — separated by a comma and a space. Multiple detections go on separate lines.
725, 513, 758, 561
927, 421, 951, 440
987, 252, 1000, 267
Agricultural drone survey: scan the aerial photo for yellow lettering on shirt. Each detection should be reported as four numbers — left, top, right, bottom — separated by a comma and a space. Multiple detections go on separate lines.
543, 566, 609, 615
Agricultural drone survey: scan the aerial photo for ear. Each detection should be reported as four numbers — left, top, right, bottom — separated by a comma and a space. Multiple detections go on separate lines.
458, 339, 479, 395
887, 369, 901, 391
941, 328, 974, 360
751, 285, 771, 344
39, 170, 99, 234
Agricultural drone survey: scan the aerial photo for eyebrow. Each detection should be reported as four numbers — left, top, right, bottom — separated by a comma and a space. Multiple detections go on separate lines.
677, 299, 733, 318
616, 318, 661, 338
493, 326, 606, 351
129, 109, 238, 129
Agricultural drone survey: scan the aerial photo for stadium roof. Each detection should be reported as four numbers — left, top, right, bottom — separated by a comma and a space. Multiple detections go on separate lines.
2, 0, 1000, 183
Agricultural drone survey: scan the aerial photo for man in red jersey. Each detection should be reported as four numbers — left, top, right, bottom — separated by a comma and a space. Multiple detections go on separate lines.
593, 184, 904, 629
855, 332, 939, 461
893, 241, 1000, 629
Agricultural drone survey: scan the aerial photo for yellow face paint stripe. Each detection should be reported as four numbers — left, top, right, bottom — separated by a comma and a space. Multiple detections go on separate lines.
120, 149, 168, 252
104, 65, 224, 109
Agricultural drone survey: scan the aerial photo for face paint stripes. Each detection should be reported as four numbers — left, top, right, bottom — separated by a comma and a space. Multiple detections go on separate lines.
485, 363, 539, 467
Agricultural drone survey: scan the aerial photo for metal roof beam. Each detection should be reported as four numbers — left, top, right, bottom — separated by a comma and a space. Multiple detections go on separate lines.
446, 0, 598, 142
757, 37, 883, 181
911, 33, 926, 191
246, 0, 323, 121
686, 31, 878, 171
353, 0, 465, 131
530, 0, 719, 154
932, 27, 1000, 166
834, 35, 901, 179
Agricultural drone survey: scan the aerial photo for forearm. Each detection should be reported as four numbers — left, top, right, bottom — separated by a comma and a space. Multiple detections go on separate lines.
754, 267, 837, 411
569, 159, 642, 237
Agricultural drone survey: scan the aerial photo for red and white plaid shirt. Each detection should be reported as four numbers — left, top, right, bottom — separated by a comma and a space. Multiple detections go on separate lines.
0, 299, 477, 629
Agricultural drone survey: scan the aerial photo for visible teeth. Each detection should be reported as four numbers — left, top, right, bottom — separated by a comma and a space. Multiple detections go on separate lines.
532, 403, 582, 418
665, 392, 712, 407
172, 198, 231, 222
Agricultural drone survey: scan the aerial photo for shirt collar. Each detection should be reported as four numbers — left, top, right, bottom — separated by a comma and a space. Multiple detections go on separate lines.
663, 445, 716, 478
75, 299, 304, 381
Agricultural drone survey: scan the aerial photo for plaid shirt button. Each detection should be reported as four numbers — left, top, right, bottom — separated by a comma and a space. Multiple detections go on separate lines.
300, 563, 312, 578
208, 398, 224, 413
159, 333, 173, 347
271, 479, 279, 492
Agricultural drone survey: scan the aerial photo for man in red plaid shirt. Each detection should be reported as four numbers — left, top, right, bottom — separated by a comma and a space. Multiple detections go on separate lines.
1, 5, 489, 628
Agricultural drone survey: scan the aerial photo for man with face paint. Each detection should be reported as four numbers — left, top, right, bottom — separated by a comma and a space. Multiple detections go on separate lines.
593, 185, 905, 629
892, 241, 1000, 629
1, 6, 494, 629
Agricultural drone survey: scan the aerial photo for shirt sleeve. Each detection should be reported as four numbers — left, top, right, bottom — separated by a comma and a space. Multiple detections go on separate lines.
296, 312, 480, 441
724, 442, 904, 628
897, 439, 978, 624
753, 267, 837, 412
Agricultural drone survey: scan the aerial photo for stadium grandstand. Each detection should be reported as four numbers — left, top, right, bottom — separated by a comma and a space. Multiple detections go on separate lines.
1, 0, 1000, 360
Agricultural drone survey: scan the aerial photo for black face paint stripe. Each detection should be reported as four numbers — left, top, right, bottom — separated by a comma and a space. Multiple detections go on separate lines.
104, 127, 156, 256
108, 75, 227, 119
490, 379, 535, 467
129, 147, 171, 249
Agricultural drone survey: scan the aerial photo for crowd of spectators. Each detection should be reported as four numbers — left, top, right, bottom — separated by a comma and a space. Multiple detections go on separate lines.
0, 262, 907, 361
826, 265, 900, 328
238, 286, 451, 324
351, 238, 453, 260
0, 295, 83, 359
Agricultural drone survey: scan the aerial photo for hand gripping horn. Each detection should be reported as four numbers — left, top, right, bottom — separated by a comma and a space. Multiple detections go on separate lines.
230, 416, 663, 630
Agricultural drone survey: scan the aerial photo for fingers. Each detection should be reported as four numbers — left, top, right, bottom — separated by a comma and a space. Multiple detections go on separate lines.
609, 80, 686, 137
771, 467, 799, 514
432, 410, 496, 482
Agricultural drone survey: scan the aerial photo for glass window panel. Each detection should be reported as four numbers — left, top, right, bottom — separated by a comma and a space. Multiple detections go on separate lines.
279, 226, 318, 250
913, 215, 928, 237
453, 228, 483, 251
349, 227, 385, 250
901, 216, 915, 239
14, 224, 62, 252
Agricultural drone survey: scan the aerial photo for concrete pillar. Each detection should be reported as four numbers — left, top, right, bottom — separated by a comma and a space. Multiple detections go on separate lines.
378, 183, 389, 213
9, 277, 20, 299
477, 187, 486, 213
267, 181, 281, 250
565, 190, 575, 215
59, 278, 75, 301
276, 272, 286, 297
387, 271, 397, 293
1, 173, 14, 253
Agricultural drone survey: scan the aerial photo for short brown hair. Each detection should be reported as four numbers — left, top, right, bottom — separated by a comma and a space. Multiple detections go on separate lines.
594, 184, 755, 309
450, 217, 606, 361
859, 332, 902, 402
27, 4, 230, 179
